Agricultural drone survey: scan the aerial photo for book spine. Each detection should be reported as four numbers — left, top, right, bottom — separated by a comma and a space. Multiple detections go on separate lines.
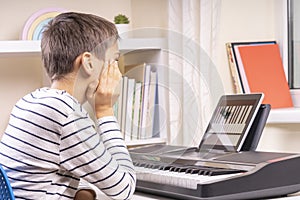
145, 65, 158, 139
233, 45, 251, 93
131, 82, 142, 140
226, 43, 243, 93
121, 76, 128, 139
139, 65, 151, 139
124, 78, 136, 141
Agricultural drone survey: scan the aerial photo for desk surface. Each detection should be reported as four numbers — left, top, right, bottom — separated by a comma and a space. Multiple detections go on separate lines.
132, 192, 300, 200
96, 191, 300, 200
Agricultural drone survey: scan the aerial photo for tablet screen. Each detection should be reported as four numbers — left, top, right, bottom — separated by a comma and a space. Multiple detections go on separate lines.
198, 93, 264, 152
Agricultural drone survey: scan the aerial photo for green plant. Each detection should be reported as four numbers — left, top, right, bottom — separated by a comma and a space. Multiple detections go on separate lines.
114, 14, 130, 24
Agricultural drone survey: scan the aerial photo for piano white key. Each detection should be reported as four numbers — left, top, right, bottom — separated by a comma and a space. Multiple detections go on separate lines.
135, 166, 241, 190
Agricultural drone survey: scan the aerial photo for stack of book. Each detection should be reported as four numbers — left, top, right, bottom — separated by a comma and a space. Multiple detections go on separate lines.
226, 41, 293, 109
114, 63, 160, 141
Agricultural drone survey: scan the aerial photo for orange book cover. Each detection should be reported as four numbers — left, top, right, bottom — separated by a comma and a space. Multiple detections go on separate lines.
238, 44, 293, 108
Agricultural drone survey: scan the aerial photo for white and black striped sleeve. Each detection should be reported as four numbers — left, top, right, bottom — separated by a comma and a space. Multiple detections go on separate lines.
59, 112, 136, 200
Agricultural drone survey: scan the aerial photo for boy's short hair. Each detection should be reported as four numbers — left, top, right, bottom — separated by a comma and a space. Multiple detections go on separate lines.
41, 12, 119, 81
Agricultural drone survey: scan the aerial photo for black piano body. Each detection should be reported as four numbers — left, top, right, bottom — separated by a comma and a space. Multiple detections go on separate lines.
130, 99, 299, 199
130, 146, 300, 200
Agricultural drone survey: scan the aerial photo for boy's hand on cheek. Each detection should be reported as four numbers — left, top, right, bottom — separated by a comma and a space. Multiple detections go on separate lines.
94, 61, 122, 118
86, 79, 99, 108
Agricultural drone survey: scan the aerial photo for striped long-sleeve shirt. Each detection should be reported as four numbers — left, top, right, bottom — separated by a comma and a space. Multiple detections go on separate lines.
0, 87, 136, 200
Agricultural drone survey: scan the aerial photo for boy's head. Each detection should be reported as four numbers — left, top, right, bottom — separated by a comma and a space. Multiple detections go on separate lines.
41, 12, 119, 81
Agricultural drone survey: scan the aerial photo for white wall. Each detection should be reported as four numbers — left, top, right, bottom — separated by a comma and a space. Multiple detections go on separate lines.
218, 0, 300, 153
217, 0, 276, 94
0, 56, 43, 134
0, 0, 132, 40
0, 0, 167, 135
1, 0, 299, 153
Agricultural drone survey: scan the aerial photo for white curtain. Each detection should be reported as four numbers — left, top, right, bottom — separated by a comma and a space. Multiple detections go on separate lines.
168, 0, 223, 146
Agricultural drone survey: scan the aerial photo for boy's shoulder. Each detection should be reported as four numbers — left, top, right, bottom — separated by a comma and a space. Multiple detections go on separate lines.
32, 87, 76, 103
20, 87, 80, 115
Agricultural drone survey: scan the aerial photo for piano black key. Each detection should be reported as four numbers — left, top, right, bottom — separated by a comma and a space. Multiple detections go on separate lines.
158, 165, 164, 170
198, 170, 205, 175
151, 164, 161, 169
133, 159, 246, 178
139, 163, 147, 167
163, 165, 179, 171
172, 167, 180, 172
145, 163, 153, 168
190, 169, 200, 174
177, 167, 190, 173
169, 167, 179, 172
185, 167, 207, 174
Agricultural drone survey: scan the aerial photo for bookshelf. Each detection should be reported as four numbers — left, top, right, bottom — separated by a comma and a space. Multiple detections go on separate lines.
268, 108, 300, 124
118, 40, 169, 146
0, 38, 167, 55
0, 40, 41, 56
0, 38, 168, 146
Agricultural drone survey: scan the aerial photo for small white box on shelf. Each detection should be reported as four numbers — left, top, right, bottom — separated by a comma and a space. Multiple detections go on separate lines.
290, 89, 300, 107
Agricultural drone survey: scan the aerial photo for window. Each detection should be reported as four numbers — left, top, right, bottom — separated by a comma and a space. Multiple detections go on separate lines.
288, 0, 300, 88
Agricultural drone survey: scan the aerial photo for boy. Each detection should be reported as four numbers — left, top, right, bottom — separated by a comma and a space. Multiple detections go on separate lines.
0, 12, 136, 199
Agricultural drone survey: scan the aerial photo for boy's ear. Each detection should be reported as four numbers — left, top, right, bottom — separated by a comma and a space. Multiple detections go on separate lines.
81, 52, 93, 76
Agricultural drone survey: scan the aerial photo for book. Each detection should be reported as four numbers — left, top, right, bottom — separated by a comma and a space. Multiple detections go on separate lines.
137, 64, 151, 139
144, 65, 158, 139
151, 69, 160, 138
236, 43, 293, 108
225, 42, 243, 93
124, 63, 157, 140
124, 78, 136, 141
226, 41, 276, 93
113, 78, 124, 123
121, 76, 128, 138
131, 82, 142, 140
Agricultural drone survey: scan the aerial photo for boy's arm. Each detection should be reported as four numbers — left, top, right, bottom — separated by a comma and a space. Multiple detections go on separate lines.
60, 113, 136, 200
64, 60, 135, 199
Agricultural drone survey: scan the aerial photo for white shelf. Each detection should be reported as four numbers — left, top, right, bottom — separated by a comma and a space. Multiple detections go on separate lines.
119, 38, 167, 51
0, 39, 168, 147
0, 40, 41, 56
126, 138, 167, 147
267, 107, 300, 123
0, 38, 167, 56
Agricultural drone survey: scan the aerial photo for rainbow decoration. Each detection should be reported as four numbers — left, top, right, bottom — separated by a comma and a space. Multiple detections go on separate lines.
21, 8, 66, 40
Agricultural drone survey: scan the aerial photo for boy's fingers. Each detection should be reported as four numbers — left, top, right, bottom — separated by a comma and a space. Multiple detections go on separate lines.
113, 61, 122, 81
86, 80, 99, 96
86, 79, 99, 106
99, 64, 108, 87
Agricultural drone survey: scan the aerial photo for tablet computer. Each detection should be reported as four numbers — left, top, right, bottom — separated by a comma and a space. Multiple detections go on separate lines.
198, 93, 264, 152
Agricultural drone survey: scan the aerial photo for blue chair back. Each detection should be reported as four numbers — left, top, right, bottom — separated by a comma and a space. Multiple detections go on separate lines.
0, 165, 15, 200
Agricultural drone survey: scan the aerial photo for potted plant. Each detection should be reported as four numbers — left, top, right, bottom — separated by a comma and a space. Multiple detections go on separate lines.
114, 14, 130, 24
114, 14, 130, 36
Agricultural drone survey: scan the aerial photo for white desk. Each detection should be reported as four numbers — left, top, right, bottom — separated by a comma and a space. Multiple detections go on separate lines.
95, 191, 300, 200
89, 178, 300, 199
132, 192, 300, 200
86, 175, 300, 200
